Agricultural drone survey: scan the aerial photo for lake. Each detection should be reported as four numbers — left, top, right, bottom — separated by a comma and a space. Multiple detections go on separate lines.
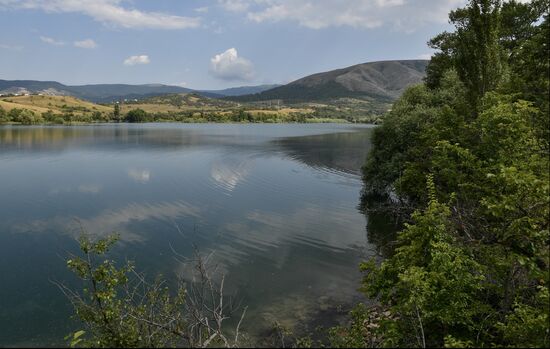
0, 123, 377, 346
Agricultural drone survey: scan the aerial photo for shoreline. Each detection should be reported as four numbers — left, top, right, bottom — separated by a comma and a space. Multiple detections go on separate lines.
0, 119, 378, 126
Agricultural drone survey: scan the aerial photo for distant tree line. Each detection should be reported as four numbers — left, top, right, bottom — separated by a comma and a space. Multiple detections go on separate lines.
0, 105, 348, 125
0, 106, 107, 125
120, 108, 310, 123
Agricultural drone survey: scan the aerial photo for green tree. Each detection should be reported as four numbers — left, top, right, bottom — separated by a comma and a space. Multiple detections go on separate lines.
0, 106, 8, 123
361, 192, 486, 347
59, 234, 248, 348
92, 111, 104, 122
427, 0, 504, 112
113, 103, 121, 122
355, 1, 549, 347
124, 109, 149, 123
9, 108, 39, 125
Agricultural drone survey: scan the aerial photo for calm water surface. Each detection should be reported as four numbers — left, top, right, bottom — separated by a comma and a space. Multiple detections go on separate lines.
0, 123, 376, 346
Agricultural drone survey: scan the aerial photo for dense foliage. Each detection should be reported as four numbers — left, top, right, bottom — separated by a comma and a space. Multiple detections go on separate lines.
120, 108, 321, 123
0, 107, 108, 124
124, 108, 150, 123
336, 0, 549, 347
0, 105, 353, 125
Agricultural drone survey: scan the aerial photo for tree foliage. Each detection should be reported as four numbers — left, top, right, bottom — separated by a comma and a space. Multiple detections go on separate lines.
345, 0, 550, 347
59, 234, 247, 348
124, 108, 150, 123
0, 105, 8, 123
113, 103, 121, 122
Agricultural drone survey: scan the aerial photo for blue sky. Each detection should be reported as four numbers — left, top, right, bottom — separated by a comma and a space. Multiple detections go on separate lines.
0, 0, 468, 89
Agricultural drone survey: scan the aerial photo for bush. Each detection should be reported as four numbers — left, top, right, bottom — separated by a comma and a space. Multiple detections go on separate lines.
7, 108, 22, 122
124, 108, 149, 123
350, 2, 550, 347
91, 111, 105, 122
42, 110, 64, 124
0, 106, 8, 123
9, 108, 39, 125
60, 234, 248, 348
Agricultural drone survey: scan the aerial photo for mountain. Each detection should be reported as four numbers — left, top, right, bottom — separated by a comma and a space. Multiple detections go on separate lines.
0, 80, 74, 96
67, 84, 200, 103
132, 93, 238, 111
0, 80, 276, 103
199, 84, 281, 97
0, 80, 197, 102
228, 60, 429, 103
0, 60, 427, 105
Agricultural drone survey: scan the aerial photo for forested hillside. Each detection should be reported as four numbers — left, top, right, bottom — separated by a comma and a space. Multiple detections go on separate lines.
333, 0, 549, 347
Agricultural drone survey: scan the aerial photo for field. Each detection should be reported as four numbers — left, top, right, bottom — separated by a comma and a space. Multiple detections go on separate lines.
0, 95, 112, 115
119, 94, 319, 122
0, 93, 373, 124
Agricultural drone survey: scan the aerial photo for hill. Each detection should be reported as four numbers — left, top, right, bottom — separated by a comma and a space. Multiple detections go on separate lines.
0, 80, 198, 103
0, 60, 429, 121
199, 84, 281, 97
119, 93, 313, 120
0, 80, 278, 103
67, 84, 201, 103
0, 60, 427, 107
0, 80, 74, 97
229, 60, 429, 103
0, 95, 112, 115
118, 93, 238, 114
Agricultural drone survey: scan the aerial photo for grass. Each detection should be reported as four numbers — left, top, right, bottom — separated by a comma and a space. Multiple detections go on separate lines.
0, 95, 112, 115
0, 93, 377, 124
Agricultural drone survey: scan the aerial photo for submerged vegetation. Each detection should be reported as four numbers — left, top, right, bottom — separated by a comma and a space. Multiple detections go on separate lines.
335, 0, 549, 347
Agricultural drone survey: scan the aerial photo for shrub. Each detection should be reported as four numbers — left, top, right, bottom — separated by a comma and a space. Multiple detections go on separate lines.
0, 106, 8, 123
124, 108, 149, 123
10, 108, 38, 125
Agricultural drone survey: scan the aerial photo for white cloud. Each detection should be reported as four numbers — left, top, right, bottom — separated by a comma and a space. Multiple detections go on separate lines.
127, 168, 151, 182
210, 157, 252, 192
40, 36, 65, 46
210, 48, 254, 81
0, 43, 23, 50
195, 6, 209, 13
0, 0, 201, 30
218, 0, 250, 13
219, 0, 467, 31
14, 200, 201, 242
74, 39, 97, 49
124, 55, 150, 66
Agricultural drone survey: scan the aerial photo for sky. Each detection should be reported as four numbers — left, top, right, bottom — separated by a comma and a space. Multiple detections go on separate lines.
0, 0, 470, 90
